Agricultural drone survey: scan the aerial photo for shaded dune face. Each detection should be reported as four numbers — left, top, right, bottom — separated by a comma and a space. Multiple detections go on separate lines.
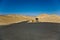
0, 21, 60, 40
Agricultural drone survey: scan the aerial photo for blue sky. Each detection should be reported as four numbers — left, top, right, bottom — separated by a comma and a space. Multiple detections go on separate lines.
0, 0, 60, 16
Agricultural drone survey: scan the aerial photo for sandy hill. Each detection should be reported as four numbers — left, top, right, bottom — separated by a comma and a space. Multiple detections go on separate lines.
36, 14, 60, 23
0, 14, 60, 25
0, 14, 35, 25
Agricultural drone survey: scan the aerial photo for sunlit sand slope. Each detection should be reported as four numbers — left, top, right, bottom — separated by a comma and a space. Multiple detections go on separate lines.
0, 14, 60, 25
0, 14, 35, 25
36, 14, 60, 23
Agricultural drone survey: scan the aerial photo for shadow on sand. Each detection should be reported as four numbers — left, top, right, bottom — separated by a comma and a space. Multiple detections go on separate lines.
0, 21, 60, 40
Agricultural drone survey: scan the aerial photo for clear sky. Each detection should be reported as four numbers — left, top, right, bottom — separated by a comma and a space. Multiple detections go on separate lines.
0, 0, 60, 16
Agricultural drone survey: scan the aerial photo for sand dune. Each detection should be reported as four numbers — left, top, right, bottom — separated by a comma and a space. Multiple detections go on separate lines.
0, 14, 60, 25
37, 14, 60, 23
0, 14, 35, 25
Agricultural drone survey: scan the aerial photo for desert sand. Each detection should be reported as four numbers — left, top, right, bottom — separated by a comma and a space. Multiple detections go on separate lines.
0, 14, 35, 25
0, 14, 60, 25
36, 14, 60, 23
